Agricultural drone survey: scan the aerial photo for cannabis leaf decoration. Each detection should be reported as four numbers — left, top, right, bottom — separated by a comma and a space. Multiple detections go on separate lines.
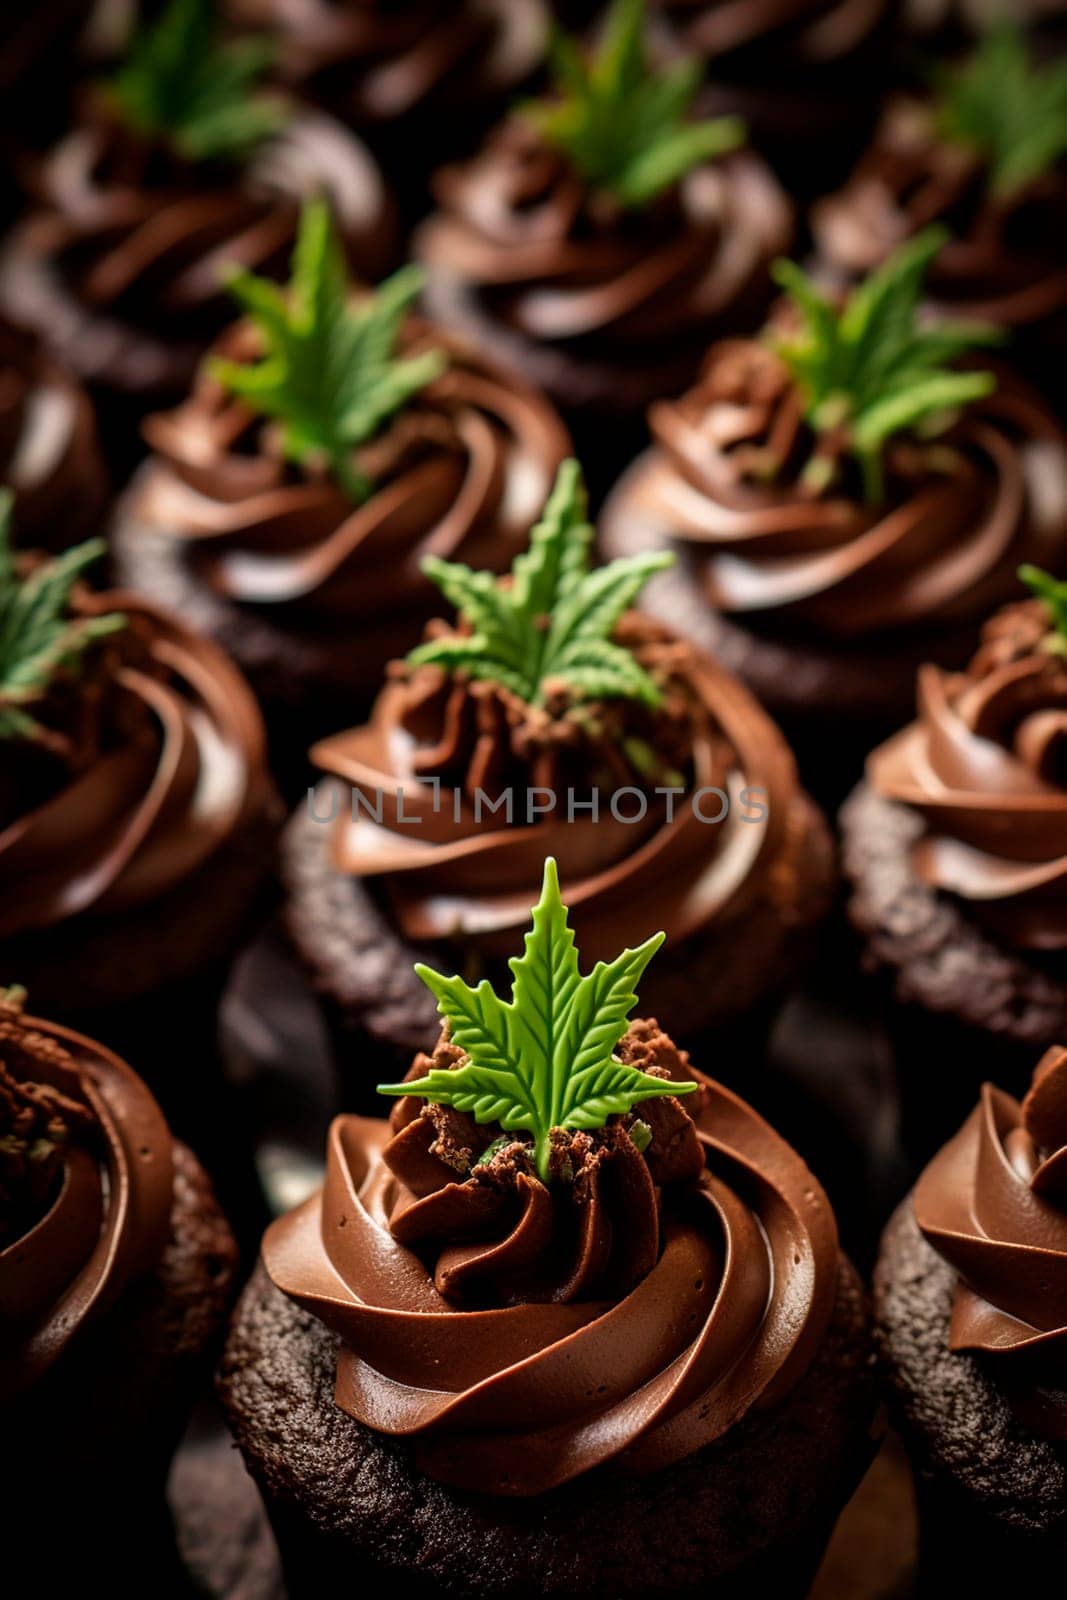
378, 857, 695, 1181
409, 459, 673, 708
770, 228, 1001, 504
936, 22, 1067, 197
211, 200, 447, 505
1019, 564, 1067, 654
524, 0, 744, 209
0, 493, 125, 743
107, 0, 284, 164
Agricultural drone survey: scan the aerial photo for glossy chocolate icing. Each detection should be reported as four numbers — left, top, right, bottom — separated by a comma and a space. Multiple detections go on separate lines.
416, 117, 791, 411
915, 1043, 1067, 1438
264, 1019, 839, 1495
310, 614, 809, 966
0, 998, 173, 1403
603, 342, 1067, 639
129, 316, 569, 639
0, 588, 271, 940
868, 598, 1067, 950
0, 94, 395, 399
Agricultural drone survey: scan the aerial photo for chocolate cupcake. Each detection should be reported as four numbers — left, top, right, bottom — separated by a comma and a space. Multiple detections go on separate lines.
842, 573, 1067, 1160
0, 988, 238, 1591
220, 860, 877, 1598
0, 0, 396, 455
811, 24, 1067, 393
0, 315, 108, 551
602, 230, 1067, 801
112, 200, 570, 788
225, 0, 548, 210
284, 459, 833, 1091
415, 0, 792, 482
647, 0, 895, 195
0, 505, 280, 1104
875, 1043, 1067, 1583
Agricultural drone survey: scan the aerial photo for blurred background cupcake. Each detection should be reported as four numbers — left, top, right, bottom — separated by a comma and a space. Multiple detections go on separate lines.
0, 505, 280, 1140
876, 1042, 1067, 1583
0, 0, 397, 469
113, 200, 570, 793
602, 230, 1067, 805
811, 22, 1067, 399
225, 0, 550, 221
0, 989, 238, 1593
416, 0, 792, 491
842, 572, 1067, 1165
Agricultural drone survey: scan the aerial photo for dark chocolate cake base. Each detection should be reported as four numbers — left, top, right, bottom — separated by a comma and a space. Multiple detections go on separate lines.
875, 1200, 1067, 1582
219, 1256, 877, 1599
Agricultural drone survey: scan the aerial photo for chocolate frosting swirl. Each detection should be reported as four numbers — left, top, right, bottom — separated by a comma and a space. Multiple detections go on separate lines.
603, 341, 1067, 638
415, 118, 792, 409
0, 588, 272, 940
0, 999, 173, 1403
0, 95, 395, 398
812, 97, 1067, 337
129, 316, 569, 630
914, 1044, 1067, 1439
0, 316, 107, 550
264, 1019, 839, 1495
226, 0, 547, 124
868, 598, 1067, 950
310, 614, 812, 967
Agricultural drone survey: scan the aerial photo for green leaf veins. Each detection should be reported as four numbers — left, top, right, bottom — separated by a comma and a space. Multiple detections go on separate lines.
408, 458, 673, 708
377, 857, 695, 1181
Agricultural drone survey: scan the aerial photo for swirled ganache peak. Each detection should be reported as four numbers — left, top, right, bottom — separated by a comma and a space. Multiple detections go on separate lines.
263, 860, 839, 1495
867, 576, 1067, 950
606, 231, 1067, 638
311, 459, 810, 964
0, 0, 395, 397
0, 990, 173, 1403
413, 0, 792, 407
132, 195, 569, 627
0, 510, 271, 941
224, 0, 548, 124
811, 23, 1067, 329
914, 1043, 1067, 1438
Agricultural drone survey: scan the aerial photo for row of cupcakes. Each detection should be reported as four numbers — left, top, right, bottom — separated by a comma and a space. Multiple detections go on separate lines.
3, 1, 1066, 479
4, 863, 1066, 1592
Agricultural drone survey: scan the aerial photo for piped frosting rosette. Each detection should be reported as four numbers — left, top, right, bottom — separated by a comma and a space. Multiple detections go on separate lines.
915, 1043, 1067, 1437
133, 318, 569, 619
310, 618, 802, 964
868, 598, 1067, 949
607, 342, 1067, 638
264, 1019, 839, 1495
0, 591, 269, 939
0, 1000, 173, 1403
